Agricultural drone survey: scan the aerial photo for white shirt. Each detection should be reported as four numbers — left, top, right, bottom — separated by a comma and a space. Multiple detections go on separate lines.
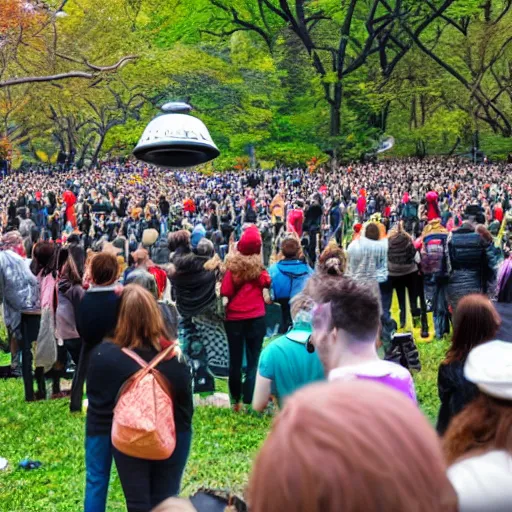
447, 450, 512, 512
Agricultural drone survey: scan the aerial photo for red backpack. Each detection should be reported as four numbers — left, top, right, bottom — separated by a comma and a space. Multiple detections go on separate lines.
112, 345, 176, 460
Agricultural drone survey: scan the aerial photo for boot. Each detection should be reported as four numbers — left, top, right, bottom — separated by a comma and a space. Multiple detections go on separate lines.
421, 316, 429, 339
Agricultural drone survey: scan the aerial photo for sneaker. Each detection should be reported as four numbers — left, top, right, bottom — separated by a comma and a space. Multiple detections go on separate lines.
232, 403, 243, 413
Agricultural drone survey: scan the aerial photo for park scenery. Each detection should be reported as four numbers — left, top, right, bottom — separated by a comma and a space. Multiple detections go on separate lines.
1, 1, 512, 512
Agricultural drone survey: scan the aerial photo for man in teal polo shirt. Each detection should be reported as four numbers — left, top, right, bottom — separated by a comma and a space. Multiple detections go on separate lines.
252, 302, 325, 410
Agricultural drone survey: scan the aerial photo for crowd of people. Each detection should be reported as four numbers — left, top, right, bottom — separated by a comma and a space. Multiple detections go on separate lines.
1, 157, 512, 511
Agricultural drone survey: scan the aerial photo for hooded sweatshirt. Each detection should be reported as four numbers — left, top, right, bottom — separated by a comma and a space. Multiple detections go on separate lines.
269, 259, 314, 300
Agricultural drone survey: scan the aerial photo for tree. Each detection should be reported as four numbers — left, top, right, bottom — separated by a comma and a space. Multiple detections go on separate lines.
404, 0, 512, 137
0, 0, 137, 88
206, 0, 456, 142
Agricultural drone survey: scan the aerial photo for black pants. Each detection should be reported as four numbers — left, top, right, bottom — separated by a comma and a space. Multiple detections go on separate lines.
52, 338, 82, 394
273, 221, 283, 239
389, 273, 417, 325
307, 228, 319, 266
20, 313, 45, 401
225, 316, 266, 404
113, 430, 192, 512
276, 299, 292, 334
70, 342, 91, 412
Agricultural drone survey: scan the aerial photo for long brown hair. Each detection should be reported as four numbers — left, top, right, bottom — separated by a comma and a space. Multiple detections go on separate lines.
444, 294, 500, 364
114, 284, 165, 351
443, 394, 512, 465
249, 381, 457, 512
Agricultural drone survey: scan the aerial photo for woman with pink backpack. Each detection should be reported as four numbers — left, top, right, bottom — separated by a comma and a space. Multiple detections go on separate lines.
86, 284, 193, 512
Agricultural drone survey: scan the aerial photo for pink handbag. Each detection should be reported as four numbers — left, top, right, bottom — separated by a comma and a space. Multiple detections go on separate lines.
112, 345, 176, 460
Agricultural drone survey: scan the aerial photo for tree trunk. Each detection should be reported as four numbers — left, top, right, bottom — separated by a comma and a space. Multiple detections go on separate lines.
91, 134, 105, 167
329, 82, 342, 137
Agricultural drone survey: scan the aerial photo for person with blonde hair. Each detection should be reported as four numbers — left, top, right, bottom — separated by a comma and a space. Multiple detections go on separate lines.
249, 380, 457, 512
86, 285, 193, 512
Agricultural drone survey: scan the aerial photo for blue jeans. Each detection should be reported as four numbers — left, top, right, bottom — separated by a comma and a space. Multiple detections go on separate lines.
85, 435, 113, 512
113, 430, 192, 512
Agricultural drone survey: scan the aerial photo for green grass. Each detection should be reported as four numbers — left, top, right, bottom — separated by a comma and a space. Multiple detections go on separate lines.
0, 304, 448, 511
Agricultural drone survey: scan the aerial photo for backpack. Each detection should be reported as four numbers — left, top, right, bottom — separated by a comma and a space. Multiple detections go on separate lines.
112, 345, 176, 460
421, 233, 450, 277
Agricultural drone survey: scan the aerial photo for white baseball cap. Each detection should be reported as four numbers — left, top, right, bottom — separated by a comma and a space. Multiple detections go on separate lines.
464, 341, 512, 400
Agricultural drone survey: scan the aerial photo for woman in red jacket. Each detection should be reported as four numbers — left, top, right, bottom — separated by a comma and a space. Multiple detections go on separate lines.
221, 225, 271, 411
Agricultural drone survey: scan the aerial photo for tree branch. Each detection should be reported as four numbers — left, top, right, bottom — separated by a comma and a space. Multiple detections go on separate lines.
0, 56, 138, 88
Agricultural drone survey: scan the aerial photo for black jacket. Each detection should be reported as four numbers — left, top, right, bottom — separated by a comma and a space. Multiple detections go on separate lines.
170, 254, 216, 317
436, 360, 479, 435
77, 288, 120, 347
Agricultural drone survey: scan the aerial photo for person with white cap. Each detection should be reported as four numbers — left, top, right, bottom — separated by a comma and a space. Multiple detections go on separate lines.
444, 340, 512, 512
252, 292, 324, 411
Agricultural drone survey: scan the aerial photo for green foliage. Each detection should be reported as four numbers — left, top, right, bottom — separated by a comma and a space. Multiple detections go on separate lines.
3, 0, 512, 167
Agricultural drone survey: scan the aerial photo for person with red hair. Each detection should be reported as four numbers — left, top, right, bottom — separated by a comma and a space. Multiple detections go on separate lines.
249, 380, 457, 512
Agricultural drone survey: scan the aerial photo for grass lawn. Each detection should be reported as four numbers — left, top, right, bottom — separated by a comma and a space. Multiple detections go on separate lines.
0, 307, 448, 512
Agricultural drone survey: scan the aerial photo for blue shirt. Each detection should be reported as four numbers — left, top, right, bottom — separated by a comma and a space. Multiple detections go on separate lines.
258, 333, 325, 406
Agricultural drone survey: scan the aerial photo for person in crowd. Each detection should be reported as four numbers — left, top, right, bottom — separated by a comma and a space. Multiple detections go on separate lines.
444, 340, 512, 511
221, 225, 271, 411
75, 252, 121, 415
306, 274, 417, 402
0, 231, 40, 386
53, 244, 85, 398
346, 222, 393, 348
493, 256, 512, 342
76, 253, 121, 511
302, 193, 323, 265
269, 191, 285, 239
87, 285, 193, 512
124, 269, 178, 341
252, 292, 324, 411
447, 216, 498, 308
286, 199, 304, 237
249, 380, 457, 512
169, 231, 228, 392
24, 241, 58, 400
387, 222, 428, 336
419, 217, 451, 338
268, 235, 313, 333
316, 238, 346, 277
436, 294, 500, 434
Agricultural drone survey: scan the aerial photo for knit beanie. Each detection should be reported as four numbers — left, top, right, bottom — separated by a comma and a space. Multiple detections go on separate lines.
237, 225, 262, 256
191, 223, 206, 249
